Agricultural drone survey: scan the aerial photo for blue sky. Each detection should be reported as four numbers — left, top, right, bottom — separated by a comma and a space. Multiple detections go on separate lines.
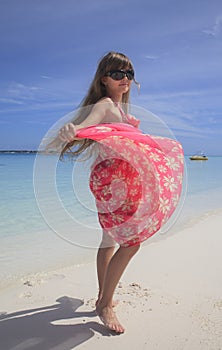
0, 0, 222, 155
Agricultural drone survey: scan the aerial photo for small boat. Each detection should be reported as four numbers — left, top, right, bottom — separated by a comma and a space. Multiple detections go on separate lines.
189, 152, 208, 161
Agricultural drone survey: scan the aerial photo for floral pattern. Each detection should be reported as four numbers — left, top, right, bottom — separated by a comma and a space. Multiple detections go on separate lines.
76, 122, 184, 247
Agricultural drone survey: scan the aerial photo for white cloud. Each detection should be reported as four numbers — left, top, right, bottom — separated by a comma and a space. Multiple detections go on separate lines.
0, 78, 84, 113
143, 89, 213, 99
41, 75, 51, 79
134, 86, 222, 143
0, 101, 77, 116
0, 97, 24, 105
203, 14, 222, 37
144, 55, 159, 60
6, 82, 42, 101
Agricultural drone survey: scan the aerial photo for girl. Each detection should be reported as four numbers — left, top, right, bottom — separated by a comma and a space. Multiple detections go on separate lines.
56, 52, 184, 334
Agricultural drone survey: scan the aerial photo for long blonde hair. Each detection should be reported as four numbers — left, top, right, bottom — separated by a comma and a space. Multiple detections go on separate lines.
61, 51, 137, 157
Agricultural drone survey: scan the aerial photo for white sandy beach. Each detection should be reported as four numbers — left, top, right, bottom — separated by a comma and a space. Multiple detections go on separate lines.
0, 210, 222, 350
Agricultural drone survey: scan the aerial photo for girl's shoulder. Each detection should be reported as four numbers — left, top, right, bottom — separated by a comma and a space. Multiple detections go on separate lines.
96, 97, 113, 106
94, 97, 117, 114
99, 96, 112, 102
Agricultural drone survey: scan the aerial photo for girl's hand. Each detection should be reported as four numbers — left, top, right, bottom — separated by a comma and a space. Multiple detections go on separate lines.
58, 123, 77, 142
126, 114, 140, 128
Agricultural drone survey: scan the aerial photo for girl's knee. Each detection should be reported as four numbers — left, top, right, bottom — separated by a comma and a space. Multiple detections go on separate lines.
120, 243, 140, 257
130, 244, 140, 255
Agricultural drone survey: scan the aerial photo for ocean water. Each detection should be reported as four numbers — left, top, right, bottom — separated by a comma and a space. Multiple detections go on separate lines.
0, 153, 222, 288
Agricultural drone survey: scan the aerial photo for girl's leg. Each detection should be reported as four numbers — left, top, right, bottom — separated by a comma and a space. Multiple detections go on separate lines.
96, 232, 116, 304
96, 244, 140, 333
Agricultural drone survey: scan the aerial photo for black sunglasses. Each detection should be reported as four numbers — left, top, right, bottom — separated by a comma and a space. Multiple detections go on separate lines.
105, 69, 135, 81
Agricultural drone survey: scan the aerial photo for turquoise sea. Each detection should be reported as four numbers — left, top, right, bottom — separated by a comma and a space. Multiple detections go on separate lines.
0, 153, 222, 288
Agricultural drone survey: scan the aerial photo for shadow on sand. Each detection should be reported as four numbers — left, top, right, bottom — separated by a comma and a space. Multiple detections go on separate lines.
0, 296, 117, 349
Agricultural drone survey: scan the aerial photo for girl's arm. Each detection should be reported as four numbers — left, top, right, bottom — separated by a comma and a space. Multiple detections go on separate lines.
58, 98, 113, 142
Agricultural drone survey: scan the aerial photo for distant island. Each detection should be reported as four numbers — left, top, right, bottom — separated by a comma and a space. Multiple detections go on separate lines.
0, 150, 37, 154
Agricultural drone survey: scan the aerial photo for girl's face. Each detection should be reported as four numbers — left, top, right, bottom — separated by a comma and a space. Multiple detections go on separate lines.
101, 68, 133, 99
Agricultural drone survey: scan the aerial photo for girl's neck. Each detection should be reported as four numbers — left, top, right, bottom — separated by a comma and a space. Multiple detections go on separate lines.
107, 93, 123, 104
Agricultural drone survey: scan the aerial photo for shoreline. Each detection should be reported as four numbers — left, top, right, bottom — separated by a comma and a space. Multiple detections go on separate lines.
1, 206, 222, 291
1, 210, 222, 349
1, 206, 222, 288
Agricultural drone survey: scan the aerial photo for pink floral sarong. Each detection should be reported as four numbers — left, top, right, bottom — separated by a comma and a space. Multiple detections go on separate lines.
76, 123, 184, 247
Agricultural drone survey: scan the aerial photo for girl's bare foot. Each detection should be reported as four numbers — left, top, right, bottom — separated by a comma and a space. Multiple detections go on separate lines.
96, 303, 125, 334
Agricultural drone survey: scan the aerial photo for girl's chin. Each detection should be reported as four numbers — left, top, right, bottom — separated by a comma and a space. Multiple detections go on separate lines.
119, 86, 129, 93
